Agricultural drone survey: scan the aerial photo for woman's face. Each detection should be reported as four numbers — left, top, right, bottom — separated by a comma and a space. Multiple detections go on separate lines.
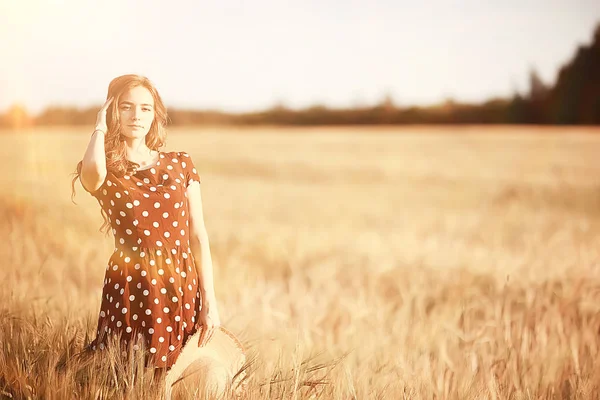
118, 86, 155, 139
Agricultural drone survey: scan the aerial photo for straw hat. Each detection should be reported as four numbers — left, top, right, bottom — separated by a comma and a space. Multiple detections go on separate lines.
164, 326, 247, 399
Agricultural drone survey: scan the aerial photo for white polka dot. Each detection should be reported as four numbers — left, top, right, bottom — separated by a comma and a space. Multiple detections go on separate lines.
185, 304, 190, 310
156, 250, 162, 256
181, 271, 186, 278
114, 283, 120, 290
162, 212, 169, 218
116, 321, 122, 327
174, 203, 180, 209
129, 294, 135, 301
150, 347, 156, 353
180, 229, 185, 235
151, 279, 157, 285
137, 282, 142, 289
188, 284, 192, 290
115, 219, 120, 225
121, 307, 127, 314
110, 200, 115, 207
149, 328, 154, 334
150, 260, 156, 266
115, 192, 121, 198
164, 193, 170, 199
160, 288, 167, 294
156, 240, 163, 247
150, 168, 156, 174
143, 290, 149, 296
154, 298, 159, 304
141, 270, 147, 277
126, 276, 132, 282
175, 316, 181, 321
120, 211, 126, 217
139, 251, 144, 257
159, 337, 164, 343
170, 185, 176, 190
126, 327, 132, 333
143, 178, 150, 184
150, 187, 157, 192
112, 265, 118, 271
143, 193, 150, 198
142, 211, 149, 217
100, 310, 106, 317
169, 344, 175, 350
163, 174, 169, 179
144, 230, 151, 236
165, 258, 171, 264
133, 344, 139, 350
154, 202, 161, 208
157, 317, 162, 323
153, 222, 159, 228
161, 355, 167, 362
133, 220, 139, 226
126, 202, 133, 209
172, 296, 178, 302
126, 229, 132, 235
119, 238, 125, 244
175, 240, 180, 245
164, 232, 170, 238
167, 165, 173, 170
163, 307, 170, 313
134, 263, 141, 270
158, 269, 164, 276
133, 314, 138, 320
133, 200, 140, 206
145, 309, 151, 315
124, 257, 130, 263
169, 277, 175, 284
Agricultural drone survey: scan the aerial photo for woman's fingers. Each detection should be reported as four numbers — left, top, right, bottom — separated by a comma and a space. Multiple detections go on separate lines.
102, 97, 114, 112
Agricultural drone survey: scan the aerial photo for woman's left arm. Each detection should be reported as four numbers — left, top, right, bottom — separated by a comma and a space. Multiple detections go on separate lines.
186, 180, 221, 345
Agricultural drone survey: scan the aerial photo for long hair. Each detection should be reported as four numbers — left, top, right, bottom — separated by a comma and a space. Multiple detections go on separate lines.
70, 74, 169, 235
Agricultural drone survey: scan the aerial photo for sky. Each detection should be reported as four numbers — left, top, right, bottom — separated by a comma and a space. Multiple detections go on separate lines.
0, 0, 599, 114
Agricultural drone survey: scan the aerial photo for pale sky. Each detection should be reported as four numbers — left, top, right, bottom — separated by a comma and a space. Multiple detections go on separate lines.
1, 0, 598, 114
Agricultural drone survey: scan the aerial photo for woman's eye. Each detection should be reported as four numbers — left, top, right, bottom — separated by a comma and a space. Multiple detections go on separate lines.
143, 108, 151, 112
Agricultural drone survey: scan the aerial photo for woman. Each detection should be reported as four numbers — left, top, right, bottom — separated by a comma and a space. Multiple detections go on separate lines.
71, 74, 220, 371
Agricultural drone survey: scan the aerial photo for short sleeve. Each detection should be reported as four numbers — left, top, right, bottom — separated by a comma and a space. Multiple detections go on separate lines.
180, 152, 201, 188
80, 173, 106, 198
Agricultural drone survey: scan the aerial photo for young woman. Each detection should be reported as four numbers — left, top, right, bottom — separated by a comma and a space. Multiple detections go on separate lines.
71, 74, 220, 371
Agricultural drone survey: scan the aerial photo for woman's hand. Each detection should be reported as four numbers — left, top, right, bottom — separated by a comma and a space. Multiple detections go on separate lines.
95, 97, 113, 133
196, 302, 221, 347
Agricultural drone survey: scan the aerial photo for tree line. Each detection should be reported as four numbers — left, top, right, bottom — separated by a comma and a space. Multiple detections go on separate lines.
1, 23, 598, 129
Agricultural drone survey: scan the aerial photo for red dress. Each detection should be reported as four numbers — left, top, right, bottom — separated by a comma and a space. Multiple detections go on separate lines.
84, 151, 202, 368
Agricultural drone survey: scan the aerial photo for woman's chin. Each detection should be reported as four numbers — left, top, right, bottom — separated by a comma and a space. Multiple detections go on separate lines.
122, 128, 149, 138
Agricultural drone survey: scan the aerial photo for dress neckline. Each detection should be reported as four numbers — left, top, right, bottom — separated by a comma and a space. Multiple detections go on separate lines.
133, 151, 163, 172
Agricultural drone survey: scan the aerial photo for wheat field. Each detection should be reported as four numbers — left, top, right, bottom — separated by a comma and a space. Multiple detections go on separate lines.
1, 125, 600, 399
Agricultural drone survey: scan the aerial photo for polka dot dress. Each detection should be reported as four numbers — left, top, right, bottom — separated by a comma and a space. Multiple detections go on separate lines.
84, 151, 202, 368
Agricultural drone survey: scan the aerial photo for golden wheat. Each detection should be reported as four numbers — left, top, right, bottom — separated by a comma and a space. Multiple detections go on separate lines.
1, 125, 600, 399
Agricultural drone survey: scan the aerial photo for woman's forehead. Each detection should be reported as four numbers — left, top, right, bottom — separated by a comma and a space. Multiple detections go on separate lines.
120, 86, 154, 105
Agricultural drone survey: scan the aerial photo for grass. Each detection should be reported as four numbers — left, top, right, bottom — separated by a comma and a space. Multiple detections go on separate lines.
0, 125, 599, 399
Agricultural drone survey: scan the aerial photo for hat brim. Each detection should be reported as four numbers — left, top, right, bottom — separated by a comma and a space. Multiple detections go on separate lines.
165, 326, 246, 399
